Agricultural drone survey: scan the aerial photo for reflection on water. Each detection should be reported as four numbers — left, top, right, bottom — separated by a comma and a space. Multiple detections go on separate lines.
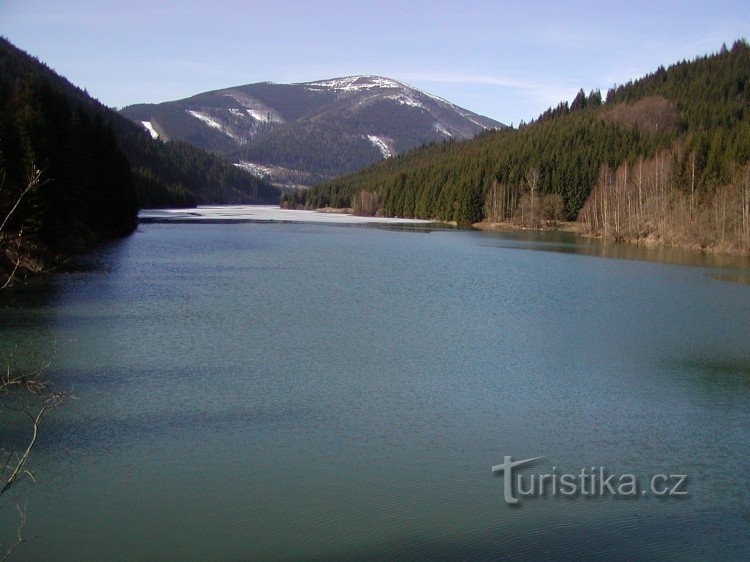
710, 273, 750, 285
0, 222, 749, 559
476, 229, 750, 271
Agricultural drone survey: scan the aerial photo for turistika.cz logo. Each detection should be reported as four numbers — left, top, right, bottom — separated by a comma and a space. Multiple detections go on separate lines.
491, 456, 688, 505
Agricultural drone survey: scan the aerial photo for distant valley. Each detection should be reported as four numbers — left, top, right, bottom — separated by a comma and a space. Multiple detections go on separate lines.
120, 76, 504, 189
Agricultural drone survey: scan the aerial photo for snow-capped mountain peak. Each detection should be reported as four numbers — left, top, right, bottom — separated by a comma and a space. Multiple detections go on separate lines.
300, 75, 405, 92
121, 75, 504, 189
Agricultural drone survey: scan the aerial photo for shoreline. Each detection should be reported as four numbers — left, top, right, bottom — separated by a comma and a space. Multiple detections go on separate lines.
472, 220, 580, 234
138, 205, 750, 258
471, 220, 750, 258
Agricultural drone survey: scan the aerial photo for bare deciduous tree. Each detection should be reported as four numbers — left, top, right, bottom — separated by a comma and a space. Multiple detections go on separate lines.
352, 190, 379, 216
579, 151, 750, 252
483, 179, 521, 223
524, 168, 541, 228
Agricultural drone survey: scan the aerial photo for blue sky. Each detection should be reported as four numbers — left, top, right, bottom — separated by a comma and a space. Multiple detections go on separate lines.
2, 0, 749, 124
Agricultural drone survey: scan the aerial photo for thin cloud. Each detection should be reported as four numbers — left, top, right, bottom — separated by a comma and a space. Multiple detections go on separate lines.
401, 72, 582, 115
404, 72, 579, 92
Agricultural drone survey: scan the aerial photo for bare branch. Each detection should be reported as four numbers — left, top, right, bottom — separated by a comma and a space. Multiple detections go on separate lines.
1, 398, 54, 497
0, 167, 42, 235
1, 504, 34, 562
0, 257, 21, 290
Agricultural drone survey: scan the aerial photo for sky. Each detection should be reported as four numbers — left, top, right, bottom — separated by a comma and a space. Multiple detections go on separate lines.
2, 0, 749, 125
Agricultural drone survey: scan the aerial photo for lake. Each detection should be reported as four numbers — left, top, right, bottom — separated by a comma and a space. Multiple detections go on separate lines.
1, 208, 750, 559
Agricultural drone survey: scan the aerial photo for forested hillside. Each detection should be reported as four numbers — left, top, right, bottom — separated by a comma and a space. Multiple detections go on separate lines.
0, 38, 280, 210
297, 41, 750, 253
0, 48, 138, 259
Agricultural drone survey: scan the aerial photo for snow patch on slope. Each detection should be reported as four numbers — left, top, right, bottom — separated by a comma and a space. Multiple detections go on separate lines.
302, 76, 497, 132
234, 161, 275, 178
304, 75, 404, 92
457, 110, 489, 129
220, 92, 285, 123
141, 121, 159, 139
186, 110, 243, 143
367, 135, 392, 158
246, 109, 283, 123
433, 122, 453, 138
385, 93, 424, 108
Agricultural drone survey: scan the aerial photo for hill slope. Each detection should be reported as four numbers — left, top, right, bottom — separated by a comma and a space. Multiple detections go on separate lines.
298, 41, 750, 253
1, 39, 137, 259
0, 38, 281, 210
121, 76, 504, 188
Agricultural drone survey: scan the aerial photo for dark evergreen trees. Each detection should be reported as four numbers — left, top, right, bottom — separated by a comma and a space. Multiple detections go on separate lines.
294, 40, 750, 226
1, 75, 137, 249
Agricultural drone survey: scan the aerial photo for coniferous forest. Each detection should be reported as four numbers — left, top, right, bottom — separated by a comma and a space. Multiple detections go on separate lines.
1, 77, 137, 247
292, 41, 750, 253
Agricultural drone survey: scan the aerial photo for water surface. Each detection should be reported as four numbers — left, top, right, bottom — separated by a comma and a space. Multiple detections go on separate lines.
1, 220, 749, 559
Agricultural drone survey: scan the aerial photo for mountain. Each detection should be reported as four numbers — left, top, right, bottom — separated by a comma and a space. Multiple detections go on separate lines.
120, 76, 504, 188
0, 38, 281, 212
296, 41, 750, 254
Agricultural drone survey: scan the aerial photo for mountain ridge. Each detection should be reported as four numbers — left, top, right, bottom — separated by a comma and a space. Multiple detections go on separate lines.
121, 75, 504, 188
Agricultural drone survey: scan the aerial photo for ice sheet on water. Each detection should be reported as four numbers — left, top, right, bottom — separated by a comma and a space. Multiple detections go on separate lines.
139, 205, 434, 225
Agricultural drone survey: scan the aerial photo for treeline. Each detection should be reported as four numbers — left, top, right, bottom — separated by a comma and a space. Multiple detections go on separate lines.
295, 107, 676, 223
292, 40, 750, 251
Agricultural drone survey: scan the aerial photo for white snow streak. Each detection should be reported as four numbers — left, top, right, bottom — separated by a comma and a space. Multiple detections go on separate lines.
385, 93, 424, 108
458, 111, 487, 129
234, 161, 275, 177
433, 122, 453, 137
220, 92, 285, 123
422, 90, 455, 106
141, 121, 159, 139
367, 135, 392, 158
186, 110, 243, 142
246, 109, 283, 123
